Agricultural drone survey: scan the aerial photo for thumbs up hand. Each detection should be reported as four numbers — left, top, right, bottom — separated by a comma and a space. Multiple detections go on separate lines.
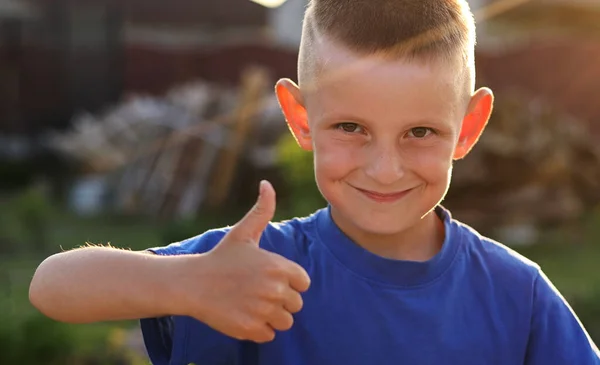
172, 181, 311, 343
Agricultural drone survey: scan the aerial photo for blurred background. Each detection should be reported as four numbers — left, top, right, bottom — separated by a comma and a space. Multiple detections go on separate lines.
1, 0, 599, 363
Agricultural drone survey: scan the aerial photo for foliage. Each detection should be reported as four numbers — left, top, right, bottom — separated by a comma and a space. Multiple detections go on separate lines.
0, 310, 74, 365
0, 313, 146, 365
275, 134, 326, 217
0, 185, 56, 254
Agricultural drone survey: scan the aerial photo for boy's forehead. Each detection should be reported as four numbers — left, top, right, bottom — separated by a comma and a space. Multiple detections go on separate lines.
304, 35, 467, 99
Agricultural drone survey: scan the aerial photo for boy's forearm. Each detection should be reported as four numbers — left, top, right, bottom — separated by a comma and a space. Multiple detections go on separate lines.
29, 246, 182, 323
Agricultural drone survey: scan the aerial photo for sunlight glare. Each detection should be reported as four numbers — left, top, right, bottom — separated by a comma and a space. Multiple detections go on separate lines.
250, 0, 288, 8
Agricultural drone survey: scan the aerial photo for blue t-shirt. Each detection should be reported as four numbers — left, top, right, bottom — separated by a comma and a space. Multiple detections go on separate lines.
140, 206, 600, 365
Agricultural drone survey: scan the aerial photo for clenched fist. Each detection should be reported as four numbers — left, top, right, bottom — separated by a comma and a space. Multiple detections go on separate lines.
173, 180, 311, 343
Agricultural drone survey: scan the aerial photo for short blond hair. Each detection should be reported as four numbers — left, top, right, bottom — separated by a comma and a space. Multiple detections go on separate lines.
298, 0, 477, 89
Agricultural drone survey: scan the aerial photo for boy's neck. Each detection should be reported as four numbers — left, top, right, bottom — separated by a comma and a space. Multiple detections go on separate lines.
330, 208, 445, 262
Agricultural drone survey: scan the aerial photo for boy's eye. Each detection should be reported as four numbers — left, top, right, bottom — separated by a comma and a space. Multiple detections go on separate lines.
336, 122, 364, 134
408, 127, 433, 138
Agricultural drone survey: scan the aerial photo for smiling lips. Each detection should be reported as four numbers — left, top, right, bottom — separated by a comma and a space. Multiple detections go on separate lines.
353, 186, 413, 203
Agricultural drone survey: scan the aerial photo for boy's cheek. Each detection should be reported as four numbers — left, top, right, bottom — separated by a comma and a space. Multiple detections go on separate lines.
406, 147, 454, 174
315, 141, 359, 167
315, 151, 357, 178
413, 160, 453, 185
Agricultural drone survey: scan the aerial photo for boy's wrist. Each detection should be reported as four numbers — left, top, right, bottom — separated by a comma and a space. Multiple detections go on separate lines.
155, 253, 213, 319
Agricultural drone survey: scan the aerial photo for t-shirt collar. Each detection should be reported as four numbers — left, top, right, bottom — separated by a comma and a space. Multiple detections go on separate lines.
315, 205, 464, 288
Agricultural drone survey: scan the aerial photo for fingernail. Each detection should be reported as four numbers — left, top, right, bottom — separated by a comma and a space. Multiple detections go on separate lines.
259, 180, 266, 195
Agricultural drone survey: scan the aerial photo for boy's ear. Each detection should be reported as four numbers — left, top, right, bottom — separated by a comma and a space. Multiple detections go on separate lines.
275, 78, 312, 151
453, 87, 494, 160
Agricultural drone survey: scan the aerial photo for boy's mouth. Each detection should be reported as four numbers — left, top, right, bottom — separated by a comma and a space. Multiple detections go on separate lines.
351, 185, 413, 203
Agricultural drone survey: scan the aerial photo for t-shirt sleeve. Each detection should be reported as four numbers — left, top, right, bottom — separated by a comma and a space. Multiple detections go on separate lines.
146, 227, 230, 256
525, 270, 600, 364
139, 228, 230, 365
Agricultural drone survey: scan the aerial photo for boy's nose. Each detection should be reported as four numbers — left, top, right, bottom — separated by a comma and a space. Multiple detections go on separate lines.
364, 149, 405, 186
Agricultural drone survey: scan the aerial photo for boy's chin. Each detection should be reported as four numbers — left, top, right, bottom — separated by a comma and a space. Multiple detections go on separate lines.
337, 208, 423, 237
360, 217, 418, 236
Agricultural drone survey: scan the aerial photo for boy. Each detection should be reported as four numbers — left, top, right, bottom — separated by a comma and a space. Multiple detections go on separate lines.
29, 0, 600, 364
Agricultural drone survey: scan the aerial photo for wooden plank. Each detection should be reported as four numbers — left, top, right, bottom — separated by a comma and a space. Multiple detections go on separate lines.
205, 66, 269, 207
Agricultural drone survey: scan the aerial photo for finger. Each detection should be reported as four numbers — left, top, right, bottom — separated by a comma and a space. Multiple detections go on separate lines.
267, 309, 294, 332
282, 287, 304, 314
227, 180, 276, 244
252, 325, 276, 343
285, 262, 311, 293
238, 318, 276, 343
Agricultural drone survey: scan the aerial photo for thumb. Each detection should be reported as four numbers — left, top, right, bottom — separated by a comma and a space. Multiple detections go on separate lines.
228, 180, 276, 244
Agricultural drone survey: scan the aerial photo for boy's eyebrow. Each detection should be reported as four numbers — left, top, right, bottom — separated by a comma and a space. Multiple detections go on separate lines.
315, 112, 369, 126
316, 111, 452, 129
403, 118, 455, 130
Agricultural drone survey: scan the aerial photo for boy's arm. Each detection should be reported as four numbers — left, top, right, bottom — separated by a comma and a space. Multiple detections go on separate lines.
524, 270, 600, 364
28, 246, 199, 323
29, 181, 310, 344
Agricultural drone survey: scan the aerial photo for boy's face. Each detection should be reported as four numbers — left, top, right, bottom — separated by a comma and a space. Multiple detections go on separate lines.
276, 40, 493, 237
